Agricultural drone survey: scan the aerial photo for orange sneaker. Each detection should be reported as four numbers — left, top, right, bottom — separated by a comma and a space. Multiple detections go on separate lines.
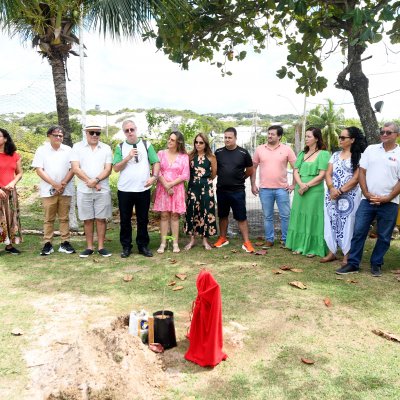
242, 241, 255, 253
214, 237, 229, 248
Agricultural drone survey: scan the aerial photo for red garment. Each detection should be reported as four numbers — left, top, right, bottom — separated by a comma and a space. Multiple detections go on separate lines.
0, 152, 20, 187
185, 270, 227, 367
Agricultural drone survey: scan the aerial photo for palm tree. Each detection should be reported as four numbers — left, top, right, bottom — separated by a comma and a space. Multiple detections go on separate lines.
307, 99, 344, 152
0, 1, 179, 146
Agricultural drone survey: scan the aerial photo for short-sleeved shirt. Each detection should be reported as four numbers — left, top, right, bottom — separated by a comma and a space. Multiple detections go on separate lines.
359, 143, 400, 204
32, 142, 74, 197
215, 146, 253, 192
0, 152, 20, 187
70, 141, 112, 193
253, 143, 296, 189
112, 139, 159, 192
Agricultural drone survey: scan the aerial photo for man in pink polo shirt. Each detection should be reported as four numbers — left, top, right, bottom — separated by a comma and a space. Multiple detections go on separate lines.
251, 125, 296, 247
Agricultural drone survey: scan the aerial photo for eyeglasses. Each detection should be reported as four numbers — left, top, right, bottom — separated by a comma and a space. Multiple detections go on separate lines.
380, 130, 395, 136
88, 131, 101, 136
124, 128, 136, 133
51, 134, 63, 138
195, 141, 204, 145
338, 136, 351, 141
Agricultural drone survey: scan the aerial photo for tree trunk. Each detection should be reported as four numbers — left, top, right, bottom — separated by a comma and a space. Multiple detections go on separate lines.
49, 54, 72, 147
336, 43, 379, 145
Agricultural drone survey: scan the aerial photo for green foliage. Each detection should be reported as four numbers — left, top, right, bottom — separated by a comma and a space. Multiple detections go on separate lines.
307, 99, 345, 152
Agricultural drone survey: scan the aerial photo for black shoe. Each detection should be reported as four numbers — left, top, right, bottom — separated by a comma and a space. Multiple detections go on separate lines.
40, 242, 54, 256
5, 246, 21, 255
335, 264, 359, 275
79, 248, 94, 258
98, 248, 112, 257
58, 241, 76, 254
121, 247, 132, 258
138, 246, 153, 257
371, 265, 382, 277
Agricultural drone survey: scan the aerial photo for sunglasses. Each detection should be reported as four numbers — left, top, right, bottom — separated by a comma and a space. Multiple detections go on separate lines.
88, 131, 101, 136
338, 136, 350, 141
380, 130, 395, 136
51, 134, 63, 138
195, 141, 204, 144
124, 128, 136, 133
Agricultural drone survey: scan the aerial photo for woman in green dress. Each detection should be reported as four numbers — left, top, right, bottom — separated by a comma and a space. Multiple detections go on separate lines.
184, 133, 217, 250
286, 127, 330, 257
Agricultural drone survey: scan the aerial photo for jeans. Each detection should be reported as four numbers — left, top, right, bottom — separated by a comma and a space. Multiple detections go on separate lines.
347, 199, 398, 268
259, 188, 291, 242
118, 189, 151, 249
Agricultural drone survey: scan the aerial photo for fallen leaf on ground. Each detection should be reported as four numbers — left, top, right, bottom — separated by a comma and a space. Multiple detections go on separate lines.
324, 298, 332, 307
397, 277, 400, 282
251, 263, 258, 267
167, 281, 176, 286
169, 259, 177, 264
255, 250, 267, 255
372, 329, 400, 343
301, 358, 315, 364
254, 241, 264, 246
92, 259, 99, 263
272, 269, 284, 274
391, 269, 400, 274
123, 274, 133, 282
223, 255, 229, 259
280, 265, 292, 271
172, 286, 184, 291
11, 328, 23, 336
175, 273, 187, 280
346, 279, 358, 284
231, 249, 238, 253
289, 281, 307, 290
336, 277, 344, 280
194, 261, 207, 266
290, 268, 304, 273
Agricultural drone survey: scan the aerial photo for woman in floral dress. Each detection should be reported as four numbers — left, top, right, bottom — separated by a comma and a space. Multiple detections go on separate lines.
184, 133, 217, 250
322, 127, 367, 264
153, 131, 190, 253
0, 128, 23, 254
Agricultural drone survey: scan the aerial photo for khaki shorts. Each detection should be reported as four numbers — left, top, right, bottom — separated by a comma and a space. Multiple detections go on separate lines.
77, 191, 112, 220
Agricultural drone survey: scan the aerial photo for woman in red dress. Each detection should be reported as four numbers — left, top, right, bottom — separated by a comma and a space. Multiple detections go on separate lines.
0, 128, 23, 254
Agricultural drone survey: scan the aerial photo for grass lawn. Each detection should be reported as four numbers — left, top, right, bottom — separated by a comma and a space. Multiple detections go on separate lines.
1, 174, 400, 399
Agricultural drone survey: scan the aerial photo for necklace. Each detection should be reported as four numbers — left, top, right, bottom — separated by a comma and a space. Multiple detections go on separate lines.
304, 149, 319, 161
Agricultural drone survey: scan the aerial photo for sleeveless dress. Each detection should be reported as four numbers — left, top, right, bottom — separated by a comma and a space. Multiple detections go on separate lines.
153, 150, 190, 214
323, 151, 361, 255
184, 155, 217, 237
286, 150, 330, 256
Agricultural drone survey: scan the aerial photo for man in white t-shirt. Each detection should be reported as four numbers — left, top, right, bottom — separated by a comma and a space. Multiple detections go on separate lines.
113, 120, 160, 258
71, 126, 113, 258
336, 122, 400, 277
32, 125, 75, 256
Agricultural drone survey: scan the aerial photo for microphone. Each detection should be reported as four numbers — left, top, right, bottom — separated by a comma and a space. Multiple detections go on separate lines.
132, 143, 138, 163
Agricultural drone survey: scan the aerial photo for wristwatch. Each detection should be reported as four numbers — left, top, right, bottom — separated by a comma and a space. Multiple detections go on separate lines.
95, 177, 100, 183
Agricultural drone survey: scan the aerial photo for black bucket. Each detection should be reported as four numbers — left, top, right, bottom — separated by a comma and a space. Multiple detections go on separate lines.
153, 310, 177, 349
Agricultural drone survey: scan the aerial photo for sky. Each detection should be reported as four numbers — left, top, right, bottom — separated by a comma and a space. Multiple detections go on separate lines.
1, 30, 400, 120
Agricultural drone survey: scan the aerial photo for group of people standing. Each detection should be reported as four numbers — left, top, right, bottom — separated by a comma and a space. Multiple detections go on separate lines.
0, 120, 399, 277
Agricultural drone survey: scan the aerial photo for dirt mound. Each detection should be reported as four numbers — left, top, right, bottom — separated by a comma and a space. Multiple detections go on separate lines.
24, 296, 167, 400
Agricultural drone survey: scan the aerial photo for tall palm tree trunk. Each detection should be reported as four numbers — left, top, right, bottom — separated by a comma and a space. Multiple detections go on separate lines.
49, 54, 72, 146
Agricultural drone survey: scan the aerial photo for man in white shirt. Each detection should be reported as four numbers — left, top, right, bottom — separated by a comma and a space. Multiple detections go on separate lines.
336, 122, 400, 277
32, 125, 75, 256
113, 120, 160, 258
71, 126, 113, 257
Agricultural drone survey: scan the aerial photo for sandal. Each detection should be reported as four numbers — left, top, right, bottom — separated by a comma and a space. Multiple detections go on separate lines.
319, 254, 337, 263
184, 241, 195, 251
157, 244, 166, 254
203, 241, 212, 250
173, 243, 180, 253
292, 251, 301, 255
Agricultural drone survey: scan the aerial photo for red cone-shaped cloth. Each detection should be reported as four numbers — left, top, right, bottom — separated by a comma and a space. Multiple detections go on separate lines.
185, 270, 228, 367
